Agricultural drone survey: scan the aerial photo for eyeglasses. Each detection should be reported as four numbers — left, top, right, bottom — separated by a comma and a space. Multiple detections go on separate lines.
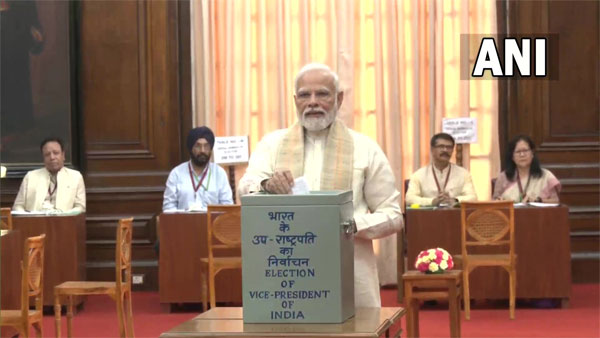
433, 144, 454, 150
513, 149, 532, 156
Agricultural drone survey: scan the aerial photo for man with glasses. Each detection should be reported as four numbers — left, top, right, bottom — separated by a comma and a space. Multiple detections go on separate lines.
162, 126, 233, 211
13, 137, 86, 212
238, 63, 402, 308
405, 132, 477, 207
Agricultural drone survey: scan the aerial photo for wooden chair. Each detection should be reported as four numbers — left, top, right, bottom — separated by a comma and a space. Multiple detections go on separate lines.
403, 270, 462, 338
0, 234, 46, 338
54, 218, 134, 337
456, 201, 516, 320
1, 207, 13, 230
200, 205, 242, 311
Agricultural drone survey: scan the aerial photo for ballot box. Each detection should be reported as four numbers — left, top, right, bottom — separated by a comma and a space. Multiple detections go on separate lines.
241, 191, 356, 323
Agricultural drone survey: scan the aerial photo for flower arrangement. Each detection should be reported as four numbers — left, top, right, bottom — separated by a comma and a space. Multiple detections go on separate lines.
415, 247, 454, 273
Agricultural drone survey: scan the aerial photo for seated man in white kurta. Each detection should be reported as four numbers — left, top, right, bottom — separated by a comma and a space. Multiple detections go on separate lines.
13, 137, 86, 212
238, 63, 403, 308
163, 126, 233, 211
405, 133, 477, 207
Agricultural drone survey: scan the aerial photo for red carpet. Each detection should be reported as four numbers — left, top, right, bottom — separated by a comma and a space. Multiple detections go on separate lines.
11, 284, 600, 337
381, 284, 600, 338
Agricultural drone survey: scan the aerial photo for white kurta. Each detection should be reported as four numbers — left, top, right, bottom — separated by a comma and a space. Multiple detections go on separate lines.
13, 167, 86, 212
405, 163, 477, 206
239, 128, 403, 307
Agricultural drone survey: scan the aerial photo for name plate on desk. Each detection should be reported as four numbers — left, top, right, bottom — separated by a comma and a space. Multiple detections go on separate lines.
241, 191, 355, 323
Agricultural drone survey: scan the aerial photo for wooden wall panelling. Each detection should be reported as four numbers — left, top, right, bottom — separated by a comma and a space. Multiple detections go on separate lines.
79, 0, 191, 290
501, 0, 600, 283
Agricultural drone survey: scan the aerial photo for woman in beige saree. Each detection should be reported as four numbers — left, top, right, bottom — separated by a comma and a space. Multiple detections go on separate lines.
493, 135, 561, 203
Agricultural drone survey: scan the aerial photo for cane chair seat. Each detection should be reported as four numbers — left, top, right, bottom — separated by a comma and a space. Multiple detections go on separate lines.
462, 254, 511, 266
0, 310, 42, 319
55, 281, 117, 295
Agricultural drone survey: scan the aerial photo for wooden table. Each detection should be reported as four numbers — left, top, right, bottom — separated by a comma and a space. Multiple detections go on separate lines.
403, 206, 571, 304
1, 229, 22, 338
160, 307, 405, 338
403, 270, 462, 338
12, 213, 87, 307
159, 213, 242, 308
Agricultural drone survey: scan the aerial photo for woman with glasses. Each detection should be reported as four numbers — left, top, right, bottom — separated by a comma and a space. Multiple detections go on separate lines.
493, 135, 561, 203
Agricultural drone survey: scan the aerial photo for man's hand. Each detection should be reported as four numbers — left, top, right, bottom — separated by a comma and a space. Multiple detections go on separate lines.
263, 169, 294, 194
522, 195, 539, 203
432, 192, 450, 206
445, 196, 459, 206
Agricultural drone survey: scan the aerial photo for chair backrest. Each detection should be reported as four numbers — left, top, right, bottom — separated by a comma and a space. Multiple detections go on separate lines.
115, 218, 133, 292
491, 178, 498, 196
1, 207, 12, 230
460, 201, 515, 257
206, 205, 241, 260
21, 234, 46, 318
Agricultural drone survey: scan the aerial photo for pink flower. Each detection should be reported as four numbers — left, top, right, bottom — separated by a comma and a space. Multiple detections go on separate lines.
414, 247, 454, 272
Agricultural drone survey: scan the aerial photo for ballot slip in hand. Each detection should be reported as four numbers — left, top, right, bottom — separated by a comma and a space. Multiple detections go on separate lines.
291, 176, 310, 195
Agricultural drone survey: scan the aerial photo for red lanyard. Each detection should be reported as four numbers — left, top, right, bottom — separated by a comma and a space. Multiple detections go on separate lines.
516, 171, 531, 201
188, 162, 208, 193
48, 177, 57, 197
432, 164, 451, 194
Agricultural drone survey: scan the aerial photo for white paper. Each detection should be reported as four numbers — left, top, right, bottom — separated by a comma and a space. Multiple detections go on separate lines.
442, 117, 478, 144
163, 209, 206, 214
187, 202, 207, 212
291, 176, 310, 195
528, 202, 560, 208
162, 209, 186, 214
11, 210, 46, 216
213, 136, 249, 164
10, 210, 81, 216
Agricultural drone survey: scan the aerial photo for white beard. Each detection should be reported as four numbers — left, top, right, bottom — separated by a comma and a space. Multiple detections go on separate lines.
300, 101, 337, 131
302, 113, 334, 131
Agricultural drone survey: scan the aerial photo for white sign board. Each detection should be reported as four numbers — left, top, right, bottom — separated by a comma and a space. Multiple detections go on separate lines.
442, 118, 477, 144
213, 136, 249, 164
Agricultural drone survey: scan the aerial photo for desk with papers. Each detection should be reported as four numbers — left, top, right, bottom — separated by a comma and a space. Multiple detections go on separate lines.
403, 206, 571, 306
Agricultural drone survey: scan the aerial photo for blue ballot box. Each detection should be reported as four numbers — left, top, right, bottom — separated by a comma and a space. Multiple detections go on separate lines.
241, 191, 356, 323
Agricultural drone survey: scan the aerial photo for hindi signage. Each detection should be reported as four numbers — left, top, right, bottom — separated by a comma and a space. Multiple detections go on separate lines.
241, 191, 355, 323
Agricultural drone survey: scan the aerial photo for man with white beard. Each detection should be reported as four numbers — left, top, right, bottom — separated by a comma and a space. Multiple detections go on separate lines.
238, 63, 402, 308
